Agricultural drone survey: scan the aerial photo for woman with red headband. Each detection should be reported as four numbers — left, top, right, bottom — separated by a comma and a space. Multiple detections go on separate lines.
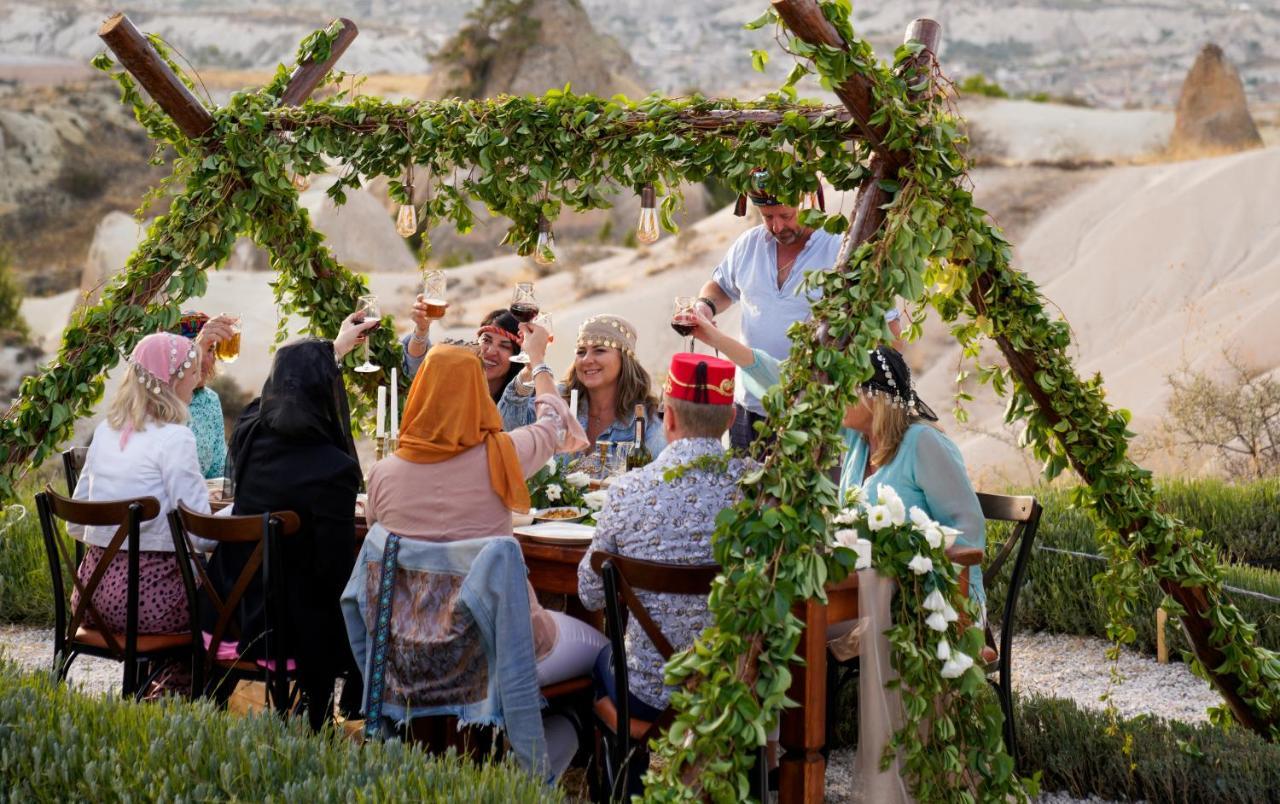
401, 306, 526, 404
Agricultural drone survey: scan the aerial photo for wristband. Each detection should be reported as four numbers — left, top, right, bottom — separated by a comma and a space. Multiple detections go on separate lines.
697, 296, 718, 317
410, 328, 430, 344
531, 362, 554, 380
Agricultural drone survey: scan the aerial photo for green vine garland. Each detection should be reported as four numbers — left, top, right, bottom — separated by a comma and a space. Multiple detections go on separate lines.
0, 3, 1276, 802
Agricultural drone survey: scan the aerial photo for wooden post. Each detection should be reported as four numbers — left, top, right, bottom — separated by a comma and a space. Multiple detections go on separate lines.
279, 18, 360, 107
98, 13, 215, 140
780, 598, 829, 803
1157, 608, 1169, 664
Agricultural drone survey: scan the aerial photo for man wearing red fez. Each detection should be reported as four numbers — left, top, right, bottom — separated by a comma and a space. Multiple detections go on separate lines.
576, 352, 752, 797
687, 166, 901, 451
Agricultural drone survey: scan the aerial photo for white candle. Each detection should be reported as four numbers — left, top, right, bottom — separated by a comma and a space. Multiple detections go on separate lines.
390, 368, 399, 436
375, 386, 386, 438
569, 388, 579, 420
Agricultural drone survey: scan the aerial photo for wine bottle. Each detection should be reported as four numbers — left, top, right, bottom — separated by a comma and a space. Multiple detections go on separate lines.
627, 403, 653, 469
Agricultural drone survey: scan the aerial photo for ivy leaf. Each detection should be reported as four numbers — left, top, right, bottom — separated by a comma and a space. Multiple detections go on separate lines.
751, 49, 770, 73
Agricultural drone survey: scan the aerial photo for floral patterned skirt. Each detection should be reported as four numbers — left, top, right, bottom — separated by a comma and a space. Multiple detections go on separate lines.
72, 546, 190, 634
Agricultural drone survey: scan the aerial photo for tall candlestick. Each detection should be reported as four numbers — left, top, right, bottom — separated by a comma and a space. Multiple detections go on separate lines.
375, 386, 386, 438
390, 368, 399, 436
569, 388, 579, 421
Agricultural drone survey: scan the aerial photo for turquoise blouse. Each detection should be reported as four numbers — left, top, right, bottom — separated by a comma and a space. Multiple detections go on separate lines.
188, 386, 227, 480
741, 350, 987, 605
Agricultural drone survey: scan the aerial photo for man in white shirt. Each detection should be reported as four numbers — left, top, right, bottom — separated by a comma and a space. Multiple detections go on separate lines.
692, 168, 901, 450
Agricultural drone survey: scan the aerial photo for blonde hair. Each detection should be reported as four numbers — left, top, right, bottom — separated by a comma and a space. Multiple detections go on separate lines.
562, 348, 659, 420
867, 393, 935, 468
107, 363, 191, 435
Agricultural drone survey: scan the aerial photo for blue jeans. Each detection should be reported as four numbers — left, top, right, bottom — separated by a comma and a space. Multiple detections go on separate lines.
730, 404, 771, 453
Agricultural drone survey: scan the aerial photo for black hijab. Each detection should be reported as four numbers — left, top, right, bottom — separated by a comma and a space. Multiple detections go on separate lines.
231, 339, 359, 487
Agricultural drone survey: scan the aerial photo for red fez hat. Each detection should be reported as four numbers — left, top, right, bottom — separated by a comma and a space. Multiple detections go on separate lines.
664, 352, 735, 405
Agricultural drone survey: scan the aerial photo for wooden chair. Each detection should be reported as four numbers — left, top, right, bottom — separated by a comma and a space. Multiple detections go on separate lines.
977, 491, 1043, 768
35, 485, 190, 699
168, 503, 301, 713
589, 550, 767, 801
60, 446, 89, 563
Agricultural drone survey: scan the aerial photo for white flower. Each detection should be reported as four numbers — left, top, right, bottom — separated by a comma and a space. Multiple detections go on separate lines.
923, 525, 944, 550
909, 506, 935, 531
544, 484, 563, 502
832, 507, 860, 526
877, 484, 906, 525
907, 554, 933, 575
922, 589, 946, 612
583, 490, 608, 511
926, 611, 948, 632
852, 538, 873, 570
832, 528, 859, 548
844, 485, 867, 508
565, 471, 590, 488
866, 505, 893, 531
942, 601, 960, 623
940, 525, 962, 549
936, 640, 951, 661
940, 650, 975, 679
545, 457, 558, 473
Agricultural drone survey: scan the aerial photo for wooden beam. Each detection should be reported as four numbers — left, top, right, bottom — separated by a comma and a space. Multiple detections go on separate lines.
98, 13, 215, 140
279, 18, 360, 107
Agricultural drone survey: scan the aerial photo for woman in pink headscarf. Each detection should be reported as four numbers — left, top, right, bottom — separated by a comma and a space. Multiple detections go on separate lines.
69, 332, 215, 638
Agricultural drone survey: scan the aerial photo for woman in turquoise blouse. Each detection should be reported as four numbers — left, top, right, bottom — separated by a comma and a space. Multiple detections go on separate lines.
176, 311, 237, 479
689, 312, 987, 607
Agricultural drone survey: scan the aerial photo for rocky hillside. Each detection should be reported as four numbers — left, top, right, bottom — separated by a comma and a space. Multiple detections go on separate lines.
3, 1, 1279, 108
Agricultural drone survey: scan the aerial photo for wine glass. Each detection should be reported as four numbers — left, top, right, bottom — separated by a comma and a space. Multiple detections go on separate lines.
672, 296, 697, 353
354, 294, 381, 373
423, 270, 448, 320
508, 283, 541, 365
607, 442, 631, 478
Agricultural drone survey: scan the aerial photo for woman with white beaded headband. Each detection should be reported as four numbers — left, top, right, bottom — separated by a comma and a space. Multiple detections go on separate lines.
499, 313, 666, 465
686, 307, 987, 608
67, 332, 218, 693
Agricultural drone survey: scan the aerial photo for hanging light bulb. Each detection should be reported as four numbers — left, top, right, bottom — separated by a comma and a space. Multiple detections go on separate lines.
396, 200, 418, 238
291, 172, 311, 192
636, 184, 660, 244
534, 214, 556, 266
798, 189, 820, 212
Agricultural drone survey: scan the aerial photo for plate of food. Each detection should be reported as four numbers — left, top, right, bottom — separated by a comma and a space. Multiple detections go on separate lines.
513, 522, 596, 544
531, 506, 589, 523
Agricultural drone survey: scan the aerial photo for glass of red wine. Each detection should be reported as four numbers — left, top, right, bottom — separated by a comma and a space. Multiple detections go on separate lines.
509, 283, 540, 365
672, 296, 697, 353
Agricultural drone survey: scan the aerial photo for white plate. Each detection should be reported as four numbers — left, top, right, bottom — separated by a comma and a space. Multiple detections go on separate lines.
514, 522, 596, 544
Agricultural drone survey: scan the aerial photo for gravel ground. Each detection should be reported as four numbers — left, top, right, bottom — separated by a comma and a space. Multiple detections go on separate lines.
1, 626, 1214, 801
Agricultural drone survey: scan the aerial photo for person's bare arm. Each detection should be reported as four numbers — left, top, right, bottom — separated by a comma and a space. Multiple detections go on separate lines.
404, 294, 433, 360
696, 280, 734, 320
690, 307, 755, 368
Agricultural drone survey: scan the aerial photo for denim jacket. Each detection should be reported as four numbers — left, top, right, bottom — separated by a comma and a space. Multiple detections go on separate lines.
498, 379, 666, 459
341, 526, 549, 778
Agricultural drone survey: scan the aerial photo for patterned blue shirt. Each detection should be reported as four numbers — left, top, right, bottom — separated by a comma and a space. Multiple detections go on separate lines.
187, 386, 226, 479
577, 437, 749, 709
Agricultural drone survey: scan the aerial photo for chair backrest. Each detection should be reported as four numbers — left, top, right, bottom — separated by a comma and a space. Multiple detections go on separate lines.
976, 492, 1043, 658
61, 447, 88, 497
35, 485, 161, 659
168, 503, 300, 686
589, 549, 718, 764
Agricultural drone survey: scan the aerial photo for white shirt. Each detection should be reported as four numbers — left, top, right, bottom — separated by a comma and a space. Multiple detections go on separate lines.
71, 420, 215, 553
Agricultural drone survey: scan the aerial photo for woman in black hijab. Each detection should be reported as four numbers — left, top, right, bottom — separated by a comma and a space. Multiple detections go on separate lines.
206, 319, 371, 729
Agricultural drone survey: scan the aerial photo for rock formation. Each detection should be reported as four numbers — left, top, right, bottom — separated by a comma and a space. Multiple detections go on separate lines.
1169, 44, 1263, 156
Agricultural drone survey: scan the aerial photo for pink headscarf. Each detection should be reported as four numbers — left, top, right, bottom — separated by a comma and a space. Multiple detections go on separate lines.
120, 333, 198, 449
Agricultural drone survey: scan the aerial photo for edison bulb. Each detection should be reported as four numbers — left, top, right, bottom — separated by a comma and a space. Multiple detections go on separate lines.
636, 206, 659, 244
396, 204, 418, 238
534, 228, 556, 266
291, 172, 311, 192
798, 190, 820, 212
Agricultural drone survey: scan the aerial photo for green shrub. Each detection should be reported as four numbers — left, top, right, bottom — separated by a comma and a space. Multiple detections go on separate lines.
956, 74, 1009, 98
0, 469, 69, 626
0, 663, 559, 801
0, 245, 30, 346
1017, 693, 1280, 803
984, 483, 1280, 658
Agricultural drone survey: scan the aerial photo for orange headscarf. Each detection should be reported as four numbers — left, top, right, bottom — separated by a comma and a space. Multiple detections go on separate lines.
394, 344, 532, 512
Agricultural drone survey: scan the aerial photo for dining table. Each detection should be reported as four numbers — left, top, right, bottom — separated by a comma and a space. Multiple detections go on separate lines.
214, 488, 980, 803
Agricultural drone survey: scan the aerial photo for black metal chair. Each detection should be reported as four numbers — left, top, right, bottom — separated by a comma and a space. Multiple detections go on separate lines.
590, 550, 768, 802
35, 485, 190, 699
977, 491, 1042, 768
60, 446, 89, 563
168, 503, 300, 714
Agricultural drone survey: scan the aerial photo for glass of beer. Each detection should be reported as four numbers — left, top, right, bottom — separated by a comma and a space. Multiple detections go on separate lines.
215, 317, 243, 364
354, 294, 381, 373
672, 296, 697, 353
423, 270, 448, 319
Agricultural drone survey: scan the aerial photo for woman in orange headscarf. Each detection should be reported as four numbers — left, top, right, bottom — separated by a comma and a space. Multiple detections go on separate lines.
364, 331, 605, 687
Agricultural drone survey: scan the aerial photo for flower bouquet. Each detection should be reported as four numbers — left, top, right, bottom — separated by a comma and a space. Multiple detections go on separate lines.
526, 458, 610, 523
